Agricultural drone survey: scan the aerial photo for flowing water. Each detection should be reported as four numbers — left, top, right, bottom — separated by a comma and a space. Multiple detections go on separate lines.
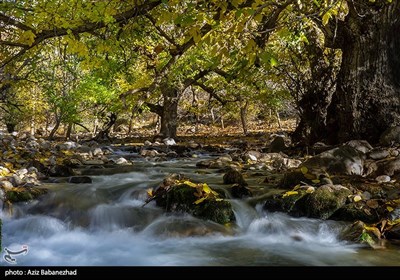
2, 153, 400, 266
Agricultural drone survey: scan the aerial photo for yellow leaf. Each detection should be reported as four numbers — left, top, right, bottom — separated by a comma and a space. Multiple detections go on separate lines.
353, 195, 362, 202
202, 183, 212, 194
300, 166, 308, 174
183, 180, 198, 188
387, 206, 394, 212
322, 11, 331, 26
282, 191, 299, 198
311, 179, 320, 184
215, 198, 223, 201
194, 197, 206, 204
306, 186, 315, 193
147, 189, 153, 197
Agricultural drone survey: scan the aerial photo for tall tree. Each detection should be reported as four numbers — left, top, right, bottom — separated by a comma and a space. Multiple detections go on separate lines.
324, 0, 400, 144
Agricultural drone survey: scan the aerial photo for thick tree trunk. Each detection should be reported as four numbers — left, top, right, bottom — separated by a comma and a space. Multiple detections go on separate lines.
159, 86, 179, 139
326, 1, 400, 144
291, 27, 338, 145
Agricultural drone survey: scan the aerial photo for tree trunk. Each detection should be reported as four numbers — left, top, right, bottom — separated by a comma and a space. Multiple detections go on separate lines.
326, 1, 400, 144
93, 112, 117, 141
240, 100, 249, 135
290, 27, 338, 146
65, 122, 73, 140
160, 86, 179, 139
49, 116, 61, 140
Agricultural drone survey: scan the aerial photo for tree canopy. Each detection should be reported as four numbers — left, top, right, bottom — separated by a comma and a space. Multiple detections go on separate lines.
0, 0, 398, 143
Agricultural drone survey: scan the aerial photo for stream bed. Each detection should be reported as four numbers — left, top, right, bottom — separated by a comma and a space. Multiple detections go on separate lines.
2, 156, 400, 266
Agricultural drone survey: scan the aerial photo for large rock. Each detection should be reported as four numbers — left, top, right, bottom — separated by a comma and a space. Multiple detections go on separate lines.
223, 168, 248, 186
68, 176, 92, 184
380, 126, 400, 146
269, 136, 286, 153
6, 187, 48, 203
305, 185, 352, 220
301, 145, 365, 175
377, 158, 400, 176
345, 140, 373, 154
230, 184, 252, 198
152, 181, 235, 224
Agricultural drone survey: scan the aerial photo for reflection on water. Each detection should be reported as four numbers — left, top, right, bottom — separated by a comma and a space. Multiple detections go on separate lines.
2, 158, 400, 266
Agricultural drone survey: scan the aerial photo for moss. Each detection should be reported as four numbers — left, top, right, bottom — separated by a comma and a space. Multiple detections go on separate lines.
6, 187, 48, 203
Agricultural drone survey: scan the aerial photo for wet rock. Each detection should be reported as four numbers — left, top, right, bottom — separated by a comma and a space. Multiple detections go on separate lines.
339, 221, 365, 242
63, 158, 83, 167
0, 180, 14, 190
345, 140, 373, 154
57, 141, 78, 151
144, 140, 152, 146
305, 185, 352, 220
386, 224, 400, 239
6, 187, 48, 202
244, 150, 262, 162
380, 126, 400, 146
230, 184, 252, 198
368, 149, 390, 160
68, 176, 92, 184
377, 158, 400, 176
82, 159, 105, 165
140, 149, 159, 157
269, 136, 286, 153
391, 149, 399, 157
115, 157, 129, 165
153, 182, 235, 224
163, 138, 176, 146
223, 168, 248, 186
76, 145, 91, 153
331, 202, 383, 224
48, 165, 74, 177
301, 145, 365, 176
376, 175, 391, 183
92, 148, 103, 156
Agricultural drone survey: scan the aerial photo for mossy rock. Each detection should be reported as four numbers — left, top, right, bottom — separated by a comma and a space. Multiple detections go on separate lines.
155, 183, 235, 224
331, 202, 384, 224
305, 185, 351, 220
263, 189, 309, 217
6, 187, 48, 203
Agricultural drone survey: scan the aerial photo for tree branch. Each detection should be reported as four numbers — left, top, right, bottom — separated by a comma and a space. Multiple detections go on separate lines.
254, 0, 295, 48
1, 0, 162, 68
193, 81, 227, 105
0, 12, 35, 31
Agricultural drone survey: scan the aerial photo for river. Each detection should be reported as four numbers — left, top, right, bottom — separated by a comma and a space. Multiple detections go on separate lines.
2, 152, 400, 266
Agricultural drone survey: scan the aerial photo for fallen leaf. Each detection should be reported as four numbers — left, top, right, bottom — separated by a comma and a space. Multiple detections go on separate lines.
353, 195, 362, 202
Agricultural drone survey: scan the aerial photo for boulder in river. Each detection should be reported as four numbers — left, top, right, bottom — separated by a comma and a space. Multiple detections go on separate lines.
223, 168, 248, 186
68, 176, 92, 184
300, 145, 365, 176
147, 175, 235, 224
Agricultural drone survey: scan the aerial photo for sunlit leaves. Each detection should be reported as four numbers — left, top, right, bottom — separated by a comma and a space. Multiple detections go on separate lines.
18, 30, 36, 46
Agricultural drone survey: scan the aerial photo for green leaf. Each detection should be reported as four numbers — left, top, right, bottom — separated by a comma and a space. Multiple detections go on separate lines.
300, 166, 308, 174
270, 57, 278, 67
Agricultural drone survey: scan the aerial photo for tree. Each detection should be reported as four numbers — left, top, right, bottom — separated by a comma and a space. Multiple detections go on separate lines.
323, 0, 400, 144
